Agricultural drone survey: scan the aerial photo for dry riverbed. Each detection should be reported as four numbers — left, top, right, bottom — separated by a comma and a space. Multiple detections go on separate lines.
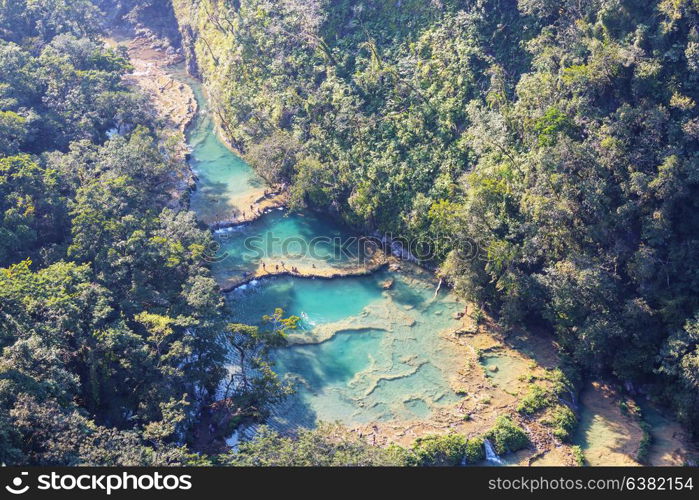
104, 30, 196, 133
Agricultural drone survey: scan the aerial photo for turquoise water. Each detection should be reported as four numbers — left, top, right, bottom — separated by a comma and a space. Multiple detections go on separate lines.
227, 274, 379, 326
171, 67, 696, 462
480, 353, 530, 389
211, 209, 370, 285
227, 270, 464, 430
186, 80, 264, 224
183, 77, 465, 431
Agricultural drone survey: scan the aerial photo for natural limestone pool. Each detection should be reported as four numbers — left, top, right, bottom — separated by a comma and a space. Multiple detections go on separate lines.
179, 70, 696, 464
184, 77, 467, 432
227, 269, 465, 431
211, 209, 374, 288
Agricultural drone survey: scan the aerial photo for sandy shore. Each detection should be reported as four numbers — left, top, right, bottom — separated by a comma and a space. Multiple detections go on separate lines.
206, 191, 289, 229
218, 246, 392, 292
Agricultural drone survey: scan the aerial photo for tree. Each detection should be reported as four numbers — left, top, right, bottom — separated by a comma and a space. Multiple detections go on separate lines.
0, 155, 65, 266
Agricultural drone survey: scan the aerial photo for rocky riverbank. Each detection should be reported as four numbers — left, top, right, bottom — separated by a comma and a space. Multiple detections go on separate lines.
104, 29, 196, 133
103, 29, 198, 207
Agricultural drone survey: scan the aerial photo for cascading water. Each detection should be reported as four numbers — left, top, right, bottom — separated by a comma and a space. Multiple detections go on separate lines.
484, 439, 503, 465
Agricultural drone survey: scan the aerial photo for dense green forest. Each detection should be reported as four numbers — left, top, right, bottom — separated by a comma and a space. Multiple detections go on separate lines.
0, 0, 297, 465
174, 0, 699, 435
1, 0, 699, 466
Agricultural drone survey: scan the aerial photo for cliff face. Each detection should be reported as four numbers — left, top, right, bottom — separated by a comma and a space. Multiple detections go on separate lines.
170, 0, 216, 78
178, 23, 200, 77
101, 0, 183, 47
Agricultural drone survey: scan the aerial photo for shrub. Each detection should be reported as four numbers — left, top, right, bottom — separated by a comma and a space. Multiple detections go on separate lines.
411, 433, 466, 466
464, 437, 485, 464
619, 400, 629, 415
636, 422, 652, 464
472, 307, 485, 324
224, 425, 411, 466
543, 405, 577, 442
547, 367, 576, 397
571, 445, 585, 466
485, 416, 529, 455
517, 384, 552, 415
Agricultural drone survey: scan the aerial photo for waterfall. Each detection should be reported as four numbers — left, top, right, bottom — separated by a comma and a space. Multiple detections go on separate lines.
484, 439, 503, 464
225, 429, 240, 451
433, 278, 443, 299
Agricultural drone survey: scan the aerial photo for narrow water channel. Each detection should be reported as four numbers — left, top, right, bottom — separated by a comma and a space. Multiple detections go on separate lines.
186, 79, 265, 225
